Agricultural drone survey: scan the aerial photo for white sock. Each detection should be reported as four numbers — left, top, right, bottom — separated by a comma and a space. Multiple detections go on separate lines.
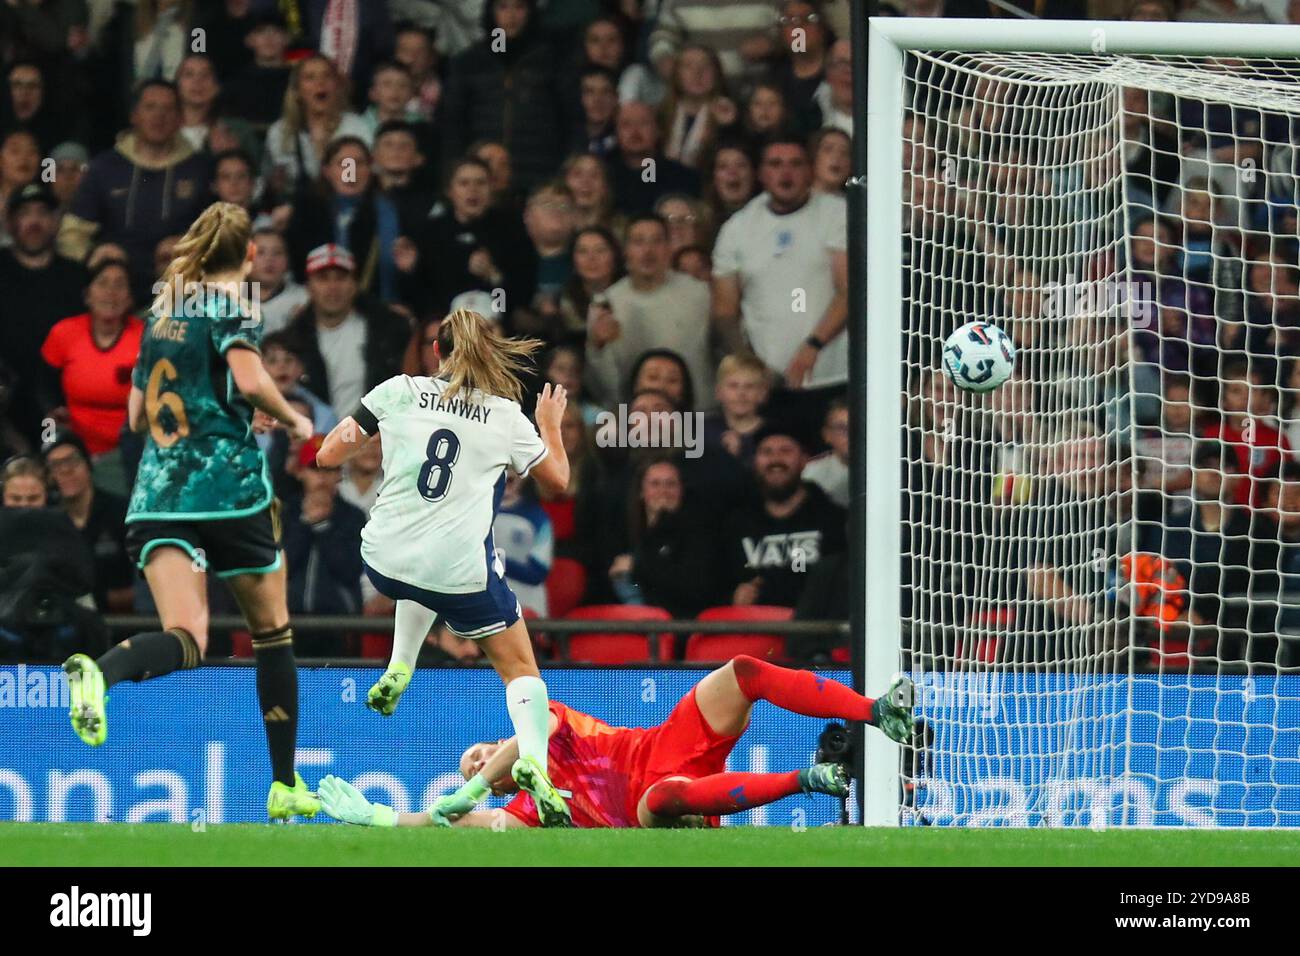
506, 675, 551, 774
390, 600, 437, 671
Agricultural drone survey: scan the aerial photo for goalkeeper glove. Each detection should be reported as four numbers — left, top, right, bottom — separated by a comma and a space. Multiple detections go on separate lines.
317, 774, 397, 827
426, 773, 492, 826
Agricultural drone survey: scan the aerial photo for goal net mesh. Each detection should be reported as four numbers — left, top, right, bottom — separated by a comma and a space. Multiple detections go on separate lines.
899, 49, 1300, 826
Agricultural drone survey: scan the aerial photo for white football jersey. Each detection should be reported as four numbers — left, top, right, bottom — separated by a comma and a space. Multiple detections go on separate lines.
355, 375, 547, 593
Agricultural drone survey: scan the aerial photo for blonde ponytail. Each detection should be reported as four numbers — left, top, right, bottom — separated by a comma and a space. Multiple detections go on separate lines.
150, 201, 252, 318
438, 309, 543, 404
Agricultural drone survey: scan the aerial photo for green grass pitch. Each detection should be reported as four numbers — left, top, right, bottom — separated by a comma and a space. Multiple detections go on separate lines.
3, 823, 1299, 866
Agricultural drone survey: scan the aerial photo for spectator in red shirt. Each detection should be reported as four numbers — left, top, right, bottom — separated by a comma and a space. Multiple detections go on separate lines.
40, 259, 144, 496
1198, 360, 1292, 505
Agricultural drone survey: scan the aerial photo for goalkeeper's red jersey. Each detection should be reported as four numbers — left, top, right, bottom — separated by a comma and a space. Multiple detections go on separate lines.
503, 695, 742, 828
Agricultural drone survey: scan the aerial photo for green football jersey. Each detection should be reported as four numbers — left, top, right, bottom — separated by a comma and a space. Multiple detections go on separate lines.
126, 290, 272, 521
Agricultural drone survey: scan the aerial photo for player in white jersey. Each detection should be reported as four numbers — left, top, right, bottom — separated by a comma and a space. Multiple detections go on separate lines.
313, 308, 574, 826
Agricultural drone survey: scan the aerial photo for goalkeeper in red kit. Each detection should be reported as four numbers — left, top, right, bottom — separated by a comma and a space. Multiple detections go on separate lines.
317, 658, 914, 829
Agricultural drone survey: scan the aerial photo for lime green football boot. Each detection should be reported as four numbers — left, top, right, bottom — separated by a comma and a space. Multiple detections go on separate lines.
367, 662, 412, 716
267, 773, 321, 821
63, 653, 108, 747
511, 756, 572, 828
799, 762, 851, 797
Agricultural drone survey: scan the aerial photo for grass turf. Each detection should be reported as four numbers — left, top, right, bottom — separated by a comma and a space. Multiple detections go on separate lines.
2, 823, 1299, 866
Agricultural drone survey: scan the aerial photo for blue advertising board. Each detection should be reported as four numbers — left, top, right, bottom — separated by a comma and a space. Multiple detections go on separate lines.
0, 666, 850, 827
912, 672, 1300, 827
8, 666, 1294, 828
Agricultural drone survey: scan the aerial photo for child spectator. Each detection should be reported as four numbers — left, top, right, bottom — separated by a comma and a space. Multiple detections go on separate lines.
804, 397, 849, 507
393, 23, 442, 124
742, 82, 793, 145
811, 127, 851, 196
363, 62, 422, 136
260, 331, 338, 436
702, 353, 770, 471
250, 229, 309, 334
673, 245, 712, 283
211, 149, 258, 212
493, 472, 553, 617
373, 121, 435, 218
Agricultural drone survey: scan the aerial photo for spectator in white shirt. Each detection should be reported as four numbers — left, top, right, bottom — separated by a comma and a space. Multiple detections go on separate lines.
712, 135, 848, 445
281, 243, 411, 423
585, 213, 716, 411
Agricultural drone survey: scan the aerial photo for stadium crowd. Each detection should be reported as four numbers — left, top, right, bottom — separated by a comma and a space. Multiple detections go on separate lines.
0, 0, 1298, 671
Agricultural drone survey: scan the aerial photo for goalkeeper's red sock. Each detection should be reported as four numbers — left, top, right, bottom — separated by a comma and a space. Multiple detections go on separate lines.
731, 655, 876, 722
645, 771, 804, 817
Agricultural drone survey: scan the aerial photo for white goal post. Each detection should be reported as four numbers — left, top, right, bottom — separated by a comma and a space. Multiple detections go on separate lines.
863, 18, 1300, 828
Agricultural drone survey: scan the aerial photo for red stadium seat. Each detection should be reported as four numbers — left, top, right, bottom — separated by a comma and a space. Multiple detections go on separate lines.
360, 632, 393, 659
545, 558, 587, 617
230, 630, 253, 658
684, 605, 793, 663
564, 605, 673, 663
956, 609, 1013, 664
954, 636, 1001, 664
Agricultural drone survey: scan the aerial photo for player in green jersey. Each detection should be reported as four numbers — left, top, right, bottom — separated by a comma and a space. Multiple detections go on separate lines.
61, 202, 320, 820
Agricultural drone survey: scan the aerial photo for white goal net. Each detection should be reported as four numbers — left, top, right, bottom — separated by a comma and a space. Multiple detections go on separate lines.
881, 26, 1300, 827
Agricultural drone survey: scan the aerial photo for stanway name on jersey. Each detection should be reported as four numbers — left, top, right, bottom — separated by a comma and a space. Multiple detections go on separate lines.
418, 390, 494, 424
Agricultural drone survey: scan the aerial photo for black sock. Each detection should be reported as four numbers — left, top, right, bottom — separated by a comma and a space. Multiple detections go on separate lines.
252, 625, 298, 787
98, 628, 201, 688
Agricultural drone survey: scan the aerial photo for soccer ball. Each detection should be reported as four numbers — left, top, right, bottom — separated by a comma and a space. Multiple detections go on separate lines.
941, 321, 1015, 393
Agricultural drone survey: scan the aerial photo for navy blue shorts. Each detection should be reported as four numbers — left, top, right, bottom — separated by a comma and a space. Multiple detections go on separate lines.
363, 563, 521, 639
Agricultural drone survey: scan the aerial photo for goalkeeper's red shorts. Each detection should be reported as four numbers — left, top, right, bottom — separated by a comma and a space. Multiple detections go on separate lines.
629, 688, 745, 824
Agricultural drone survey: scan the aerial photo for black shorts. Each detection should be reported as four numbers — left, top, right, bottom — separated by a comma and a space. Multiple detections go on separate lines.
125, 501, 282, 578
